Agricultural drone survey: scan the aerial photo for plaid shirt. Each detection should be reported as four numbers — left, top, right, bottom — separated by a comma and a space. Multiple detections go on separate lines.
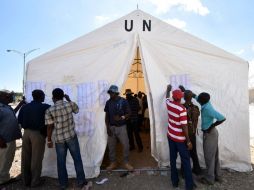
45, 100, 79, 143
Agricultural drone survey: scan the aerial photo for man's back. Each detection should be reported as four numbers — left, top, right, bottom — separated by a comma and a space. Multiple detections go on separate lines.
18, 101, 50, 131
0, 103, 21, 142
127, 96, 139, 121
166, 98, 187, 142
45, 100, 79, 143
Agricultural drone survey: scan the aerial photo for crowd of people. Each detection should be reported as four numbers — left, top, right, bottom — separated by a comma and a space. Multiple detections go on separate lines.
0, 83, 226, 190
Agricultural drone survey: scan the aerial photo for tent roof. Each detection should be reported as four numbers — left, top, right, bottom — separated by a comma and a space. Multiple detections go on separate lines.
29, 10, 246, 66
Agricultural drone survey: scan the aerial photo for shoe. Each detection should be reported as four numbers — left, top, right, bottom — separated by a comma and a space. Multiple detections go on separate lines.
81, 181, 93, 190
129, 146, 135, 151
31, 178, 46, 188
192, 169, 202, 175
215, 177, 223, 183
199, 177, 214, 185
124, 163, 134, 171
106, 162, 118, 171
172, 183, 178, 188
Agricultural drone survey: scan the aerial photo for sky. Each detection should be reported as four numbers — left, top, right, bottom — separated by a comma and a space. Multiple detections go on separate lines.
1, 0, 254, 92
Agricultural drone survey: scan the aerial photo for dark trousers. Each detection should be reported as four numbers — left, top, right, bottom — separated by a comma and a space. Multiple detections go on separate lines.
138, 114, 143, 128
168, 137, 194, 190
55, 135, 87, 188
127, 120, 143, 150
181, 135, 201, 174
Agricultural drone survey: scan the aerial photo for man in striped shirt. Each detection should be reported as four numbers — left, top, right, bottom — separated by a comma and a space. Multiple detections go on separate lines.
166, 85, 194, 190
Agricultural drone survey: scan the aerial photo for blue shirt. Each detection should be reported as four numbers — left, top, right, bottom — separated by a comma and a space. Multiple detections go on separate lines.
0, 102, 22, 143
200, 101, 225, 130
18, 101, 50, 137
104, 96, 131, 126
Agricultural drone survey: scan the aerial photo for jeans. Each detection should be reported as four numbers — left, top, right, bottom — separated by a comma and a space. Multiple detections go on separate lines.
168, 137, 194, 190
55, 135, 87, 188
181, 134, 201, 174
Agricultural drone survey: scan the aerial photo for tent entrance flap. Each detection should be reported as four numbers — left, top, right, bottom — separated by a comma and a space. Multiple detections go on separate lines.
100, 47, 157, 169
121, 46, 157, 168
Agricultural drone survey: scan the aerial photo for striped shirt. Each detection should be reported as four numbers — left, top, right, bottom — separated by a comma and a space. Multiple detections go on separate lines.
166, 98, 187, 142
45, 100, 79, 143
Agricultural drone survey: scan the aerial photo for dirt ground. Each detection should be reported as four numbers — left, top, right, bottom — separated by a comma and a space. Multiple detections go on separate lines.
1, 134, 254, 190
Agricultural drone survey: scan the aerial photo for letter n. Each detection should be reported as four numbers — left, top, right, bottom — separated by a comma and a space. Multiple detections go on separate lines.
143, 20, 151, 31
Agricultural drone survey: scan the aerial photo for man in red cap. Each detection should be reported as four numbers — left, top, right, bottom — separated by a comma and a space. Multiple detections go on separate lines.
166, 85, 194, 190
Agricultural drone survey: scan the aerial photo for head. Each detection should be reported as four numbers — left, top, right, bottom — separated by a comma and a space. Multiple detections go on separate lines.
197, 92, 210, 105
52, 88, 64, 102
32, 89, 45, 102
172, 89, 183, 102
107, 85, 119, 99
0, 90, 15, 104
137, 91, 142, 98
184, 90, 193, 103
124, 89, 134, 99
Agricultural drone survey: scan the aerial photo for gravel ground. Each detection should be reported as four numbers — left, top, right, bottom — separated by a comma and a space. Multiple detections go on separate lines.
1, 140, 254, 190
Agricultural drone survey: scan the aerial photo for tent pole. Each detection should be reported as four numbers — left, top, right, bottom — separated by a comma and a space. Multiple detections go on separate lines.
137, 47, 139, 93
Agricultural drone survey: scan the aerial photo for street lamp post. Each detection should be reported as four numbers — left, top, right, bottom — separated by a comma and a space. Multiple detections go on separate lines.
6, 48, 39, 94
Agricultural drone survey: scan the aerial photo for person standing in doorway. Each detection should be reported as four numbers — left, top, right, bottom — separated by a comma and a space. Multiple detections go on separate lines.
137, 91, 144, 130
104, 85, 133, 171
45, 88, 92, 190
124, 89, 143, 152
166, 85, 194, 190
0, 90, 25, 185
18, 89, 50, 187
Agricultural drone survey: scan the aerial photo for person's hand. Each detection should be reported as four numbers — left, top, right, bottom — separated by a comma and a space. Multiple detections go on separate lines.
107, 127, 113, 136
167, 84, 172, 91
179, 85, 185, 92
196, 128, 199, 136
0, 138, 7, 149
47, 141, 53, 148
113, 115, 121, 121
20, 96, 27, 104
187, 141, 193, 150
192, 93, 197, 99
64, 94, 71, 102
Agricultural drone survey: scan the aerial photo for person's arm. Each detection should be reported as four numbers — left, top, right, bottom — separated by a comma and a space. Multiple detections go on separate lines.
166, 84, 172, 98
64, 94, 79, 114
180, 108, 192, 150
0, 137, 7, 148
182, 125, 192, 150
207, 108, 226, 132
179, 85, 197, 99
17, 106, 24, 126
192, 106, 200, 134
45, 109, 54, 148
123, 100, 131, 120
207, 119, 226, 133
47, 124, 54, 148
105, 112, 112, 136
14, 97, 26, 113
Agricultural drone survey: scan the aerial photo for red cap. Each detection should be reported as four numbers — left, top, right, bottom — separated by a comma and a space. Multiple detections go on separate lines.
172, 89, 183, 100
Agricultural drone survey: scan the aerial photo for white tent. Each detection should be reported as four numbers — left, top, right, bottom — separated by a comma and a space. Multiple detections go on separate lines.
26, 10, 252, 178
